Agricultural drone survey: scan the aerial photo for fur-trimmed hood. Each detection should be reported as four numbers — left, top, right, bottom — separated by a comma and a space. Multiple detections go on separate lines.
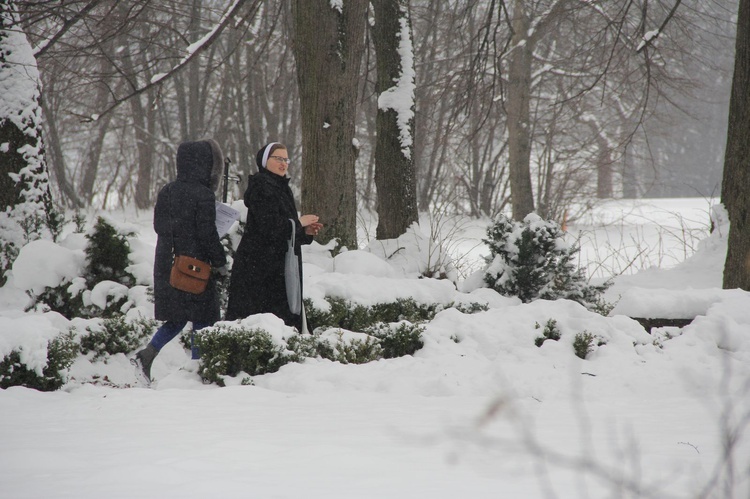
176, 139, 224, 192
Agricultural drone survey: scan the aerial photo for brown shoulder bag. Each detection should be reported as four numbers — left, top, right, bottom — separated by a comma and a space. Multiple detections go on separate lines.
170, 254, 210, 294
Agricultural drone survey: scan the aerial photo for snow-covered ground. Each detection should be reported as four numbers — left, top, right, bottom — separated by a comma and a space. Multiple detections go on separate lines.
1, 198, 748, 498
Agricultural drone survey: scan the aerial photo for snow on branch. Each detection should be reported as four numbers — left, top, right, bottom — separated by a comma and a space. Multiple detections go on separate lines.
636, 0, 683, 53
83, 0, 255, 122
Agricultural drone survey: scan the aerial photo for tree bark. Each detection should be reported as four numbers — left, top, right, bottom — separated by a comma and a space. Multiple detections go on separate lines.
188, 0, 203, 141
596, 135, 613, 199
722, 0, 750, 290
506, 0, 535, 220
372, 0, 418, 239
291, 0, 367, 249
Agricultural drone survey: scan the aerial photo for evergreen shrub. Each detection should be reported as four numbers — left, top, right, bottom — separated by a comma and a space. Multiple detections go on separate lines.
305, 297, 482, 333
370, 298, 438, 324
331, 333, 383, 364
28, 280, 85, 319
194, 324, 295, 386
191, 294, 485, 385
286, 330, 384, 364
366, 322, 425, 358
453, 301, 489, 314
483, 213, 609, 308
286, 333, 335, 360
72, 211, 87, 233
534, 319, 561, 347
0, 239, 17, 287
44, 207, 66, 243
80, 316, 156, 360
84, 217, 135, 288
572, 331, 605, 359
0, 330, 78, 391
29, 279, 131, 320
29, 217, 137, 319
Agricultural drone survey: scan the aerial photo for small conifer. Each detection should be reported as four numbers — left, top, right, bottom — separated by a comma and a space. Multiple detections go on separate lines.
483, 213, 609, 308
84, 217, 135, 288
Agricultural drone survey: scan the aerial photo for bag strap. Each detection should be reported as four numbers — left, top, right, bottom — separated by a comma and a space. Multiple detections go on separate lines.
289, 218, 296, 249
167, 184, 176, 256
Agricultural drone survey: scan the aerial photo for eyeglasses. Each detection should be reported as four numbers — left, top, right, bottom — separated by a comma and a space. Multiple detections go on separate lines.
269, 156, 291, 165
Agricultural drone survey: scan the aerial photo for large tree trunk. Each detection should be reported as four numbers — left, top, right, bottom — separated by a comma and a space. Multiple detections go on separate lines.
722, 0, 750, 290
506, 0, 535, 220
291, 0, 367, 250
372, 0, 418, 239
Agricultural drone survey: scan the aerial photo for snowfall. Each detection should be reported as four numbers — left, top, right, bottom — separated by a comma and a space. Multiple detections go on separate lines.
0, 197, 748, 499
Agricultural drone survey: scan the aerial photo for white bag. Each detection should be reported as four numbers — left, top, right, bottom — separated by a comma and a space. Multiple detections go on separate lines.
285, 219, 302, 315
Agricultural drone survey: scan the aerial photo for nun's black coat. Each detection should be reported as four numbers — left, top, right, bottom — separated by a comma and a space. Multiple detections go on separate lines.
152, 140, 227, 324
226, 167, 312, 330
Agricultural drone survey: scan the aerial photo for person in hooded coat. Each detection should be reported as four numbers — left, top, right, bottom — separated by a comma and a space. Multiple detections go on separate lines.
133, 139, 228, 385
226, 142, 322, 330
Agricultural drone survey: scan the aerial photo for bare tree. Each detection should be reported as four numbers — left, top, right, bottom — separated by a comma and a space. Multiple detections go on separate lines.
410, 1, 511, 218
15, 0, 737, 226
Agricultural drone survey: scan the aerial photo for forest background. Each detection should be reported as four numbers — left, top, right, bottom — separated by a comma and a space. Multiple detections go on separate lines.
2, 0, 749, 288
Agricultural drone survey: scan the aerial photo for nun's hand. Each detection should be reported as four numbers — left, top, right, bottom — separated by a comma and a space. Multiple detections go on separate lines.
299, 214, 319, 227
305, 222, 323, 236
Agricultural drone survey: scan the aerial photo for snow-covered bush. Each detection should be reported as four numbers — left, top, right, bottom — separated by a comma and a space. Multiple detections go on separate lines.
304, 296, 475, 333
84, 217, 135, 288
193, 324, 296, 386
25, 217, 140, 319
453, 301, 489, 314
573, 331, 595, 359
534, 318, 561, 347
286, 332, 335, 360
190, 315, 428, 386
365, 321, 424, 358
323, 330, 383, 364
79, 316, 156, 361
483, 213, 609, 308
0, 330, 77, 391
29, 280, 86, 319
572, 330, 607, 360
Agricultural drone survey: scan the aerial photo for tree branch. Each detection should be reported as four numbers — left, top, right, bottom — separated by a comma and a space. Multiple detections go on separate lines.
31, 0, 110, 59
636, 0, 683, 53
82, 0, 257, 123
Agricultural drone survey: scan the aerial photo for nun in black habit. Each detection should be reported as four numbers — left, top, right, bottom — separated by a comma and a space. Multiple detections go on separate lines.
226, 142, 322, 330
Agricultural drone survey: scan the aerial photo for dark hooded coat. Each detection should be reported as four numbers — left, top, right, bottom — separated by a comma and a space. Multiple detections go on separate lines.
226, 167, 312, 330
153, 139, 227, 324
